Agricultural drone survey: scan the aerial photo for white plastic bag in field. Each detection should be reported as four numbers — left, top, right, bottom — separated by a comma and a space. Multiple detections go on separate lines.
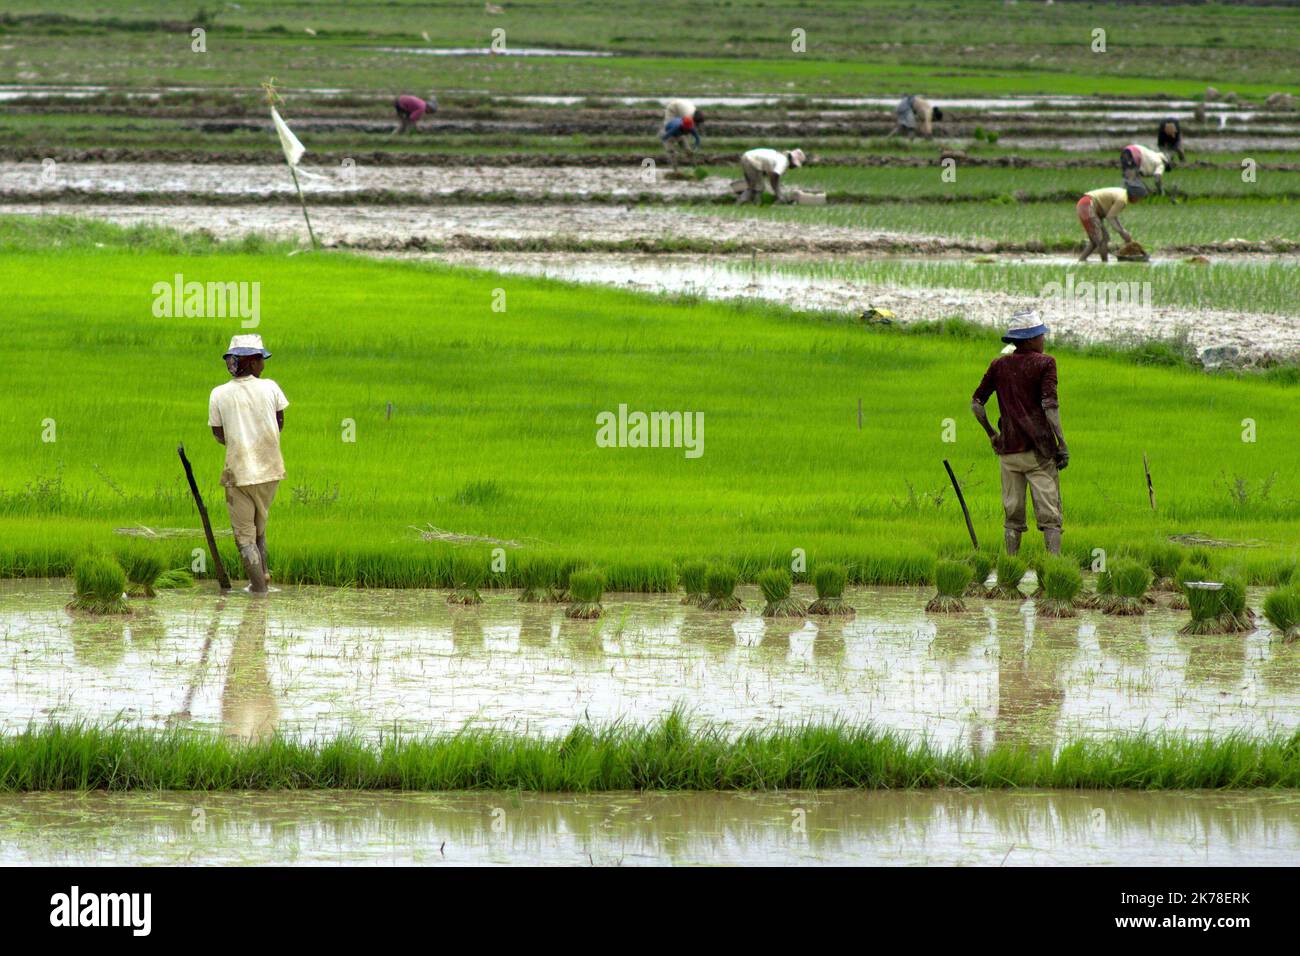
271, 107, 305, 167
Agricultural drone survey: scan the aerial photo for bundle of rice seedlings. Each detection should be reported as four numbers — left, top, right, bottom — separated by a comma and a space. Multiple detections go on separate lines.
926, 560, 973, 613
565, 569, 605, 619
988, 554, 1028, 600
679, 560, 708, 606
154, 567, 195, 589
1077, 566, 1114, 609
965, 552, 994, 597
120, 551, 164, 598
699, 564, 745, 612
1169, 560, 1210, 610
517, 560, 549, 602
1104, 559, 1151, 615
808, 564, 854, 616
1035, 555, 1082, 618
757, 568, 807, 618
1262, 586, 1300, 643
1180, 577, 1252, 634
1148, 543, 1185, 591
448, 558, 486, 605
68, 553, 129, 615
546, 559, 579, 602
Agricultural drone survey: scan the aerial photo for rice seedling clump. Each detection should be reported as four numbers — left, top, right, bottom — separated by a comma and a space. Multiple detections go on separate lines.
757, 568, 807, 618
68, 553, 129, 615
565, 569, 605, 619
1148, 543, 1186, 591
1181, 577, 1254, 634
965, 552, 994, 597
988, 554, 1028, 600
1036, 555, 1082, 618
1104, 559, 1151, 615
808, 564, 853, 616
1169, 559, 1211, 610
119, 550, 164, 598
517, 559, 549, 602
448, 557, 486, 605
926, 560, 972, 613
700, 564, 745, 612
679, 560, 708, 606
153, 568, 194, 589
1262, 586, 1300, 643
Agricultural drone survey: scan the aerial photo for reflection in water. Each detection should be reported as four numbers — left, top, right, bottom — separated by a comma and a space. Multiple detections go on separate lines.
0, 581, 1296, 747
0, 789, 1293, 867
221, 600, 278, 742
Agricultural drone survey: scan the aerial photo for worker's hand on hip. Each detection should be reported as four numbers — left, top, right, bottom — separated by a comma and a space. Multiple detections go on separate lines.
1055, 450, 1070, 471
989, 433, 1003, 453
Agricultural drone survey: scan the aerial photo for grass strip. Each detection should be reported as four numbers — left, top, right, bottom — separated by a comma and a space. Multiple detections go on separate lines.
3, 716, 1298, 792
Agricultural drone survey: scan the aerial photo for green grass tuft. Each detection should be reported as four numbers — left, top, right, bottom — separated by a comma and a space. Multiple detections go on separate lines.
565, 569, 605, 619
926, 560, 972, 613
700, 564, 745, 612
757, 568, 807, 618
118, 549, 164, 598
68, 553, 128, 615
1262, 586, 1300, 643
808, 564, 853, 616
989, 554, 1028, 600
1036, 555, 1082, 618
679, 560, 708, 606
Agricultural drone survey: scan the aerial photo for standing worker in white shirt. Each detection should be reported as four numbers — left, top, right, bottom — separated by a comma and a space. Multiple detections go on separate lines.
736, 147, 805, 204
209, 334, 289, 594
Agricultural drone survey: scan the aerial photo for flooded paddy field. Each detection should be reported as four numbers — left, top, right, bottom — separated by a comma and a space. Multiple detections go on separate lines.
2, 580, 1296, 749
1, 788, 1295, 866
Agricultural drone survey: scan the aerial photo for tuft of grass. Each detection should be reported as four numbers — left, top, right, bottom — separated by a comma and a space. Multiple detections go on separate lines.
518, 558, 549, 603
4, 718, 1299, 792
1170, 559, 1212, 610
757, 568, 807, 618
153, 567, 194, 589
67, 553, 128, 615
988, 554, 1028, 600
447, 555, 487, 605
1105, 559, 1152, 616
965, 551, 994, 597
565, 569, 605, 619
118, 549, 164, 598
1036, 555, 1082, 618
1262, 586, 1300, 643
699, 564, 745, 612
679, 560, 708, 606
926, 560, 972, 613
808, 564, 853, 616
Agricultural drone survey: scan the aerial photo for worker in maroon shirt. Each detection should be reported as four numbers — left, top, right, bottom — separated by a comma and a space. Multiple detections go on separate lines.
393, 93, 437, 134
970, 310, 1069, 557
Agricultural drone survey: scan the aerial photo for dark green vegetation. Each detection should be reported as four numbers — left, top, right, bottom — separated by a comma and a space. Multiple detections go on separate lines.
1104, 558, 1152, 616
564, 568, 605, 619
679, 560, 708, 606
1037, 554, 1083, 618
990, 554, 1029, 600
1182, 576, 1253, 634
808, 563, 853, 616
1263, 585, 1300, 642
4, 718, 1299, 791
119, 549, 163, 598
700, 565, 745, 612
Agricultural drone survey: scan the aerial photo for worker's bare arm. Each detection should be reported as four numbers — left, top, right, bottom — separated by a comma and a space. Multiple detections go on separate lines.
1110, 215, 1132, 243
1044, 405, 1068, 469
211, 426, 225, 445
277, 410, 285, 432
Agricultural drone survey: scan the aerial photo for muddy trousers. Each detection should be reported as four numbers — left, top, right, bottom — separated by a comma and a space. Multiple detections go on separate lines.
225, 480, 279, 551
999, 452, 1062, 534
736, 157, 772, 204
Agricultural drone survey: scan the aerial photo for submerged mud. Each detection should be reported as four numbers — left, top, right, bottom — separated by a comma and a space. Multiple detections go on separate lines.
1, 580, 1295, 749
0, 788, 1294, 866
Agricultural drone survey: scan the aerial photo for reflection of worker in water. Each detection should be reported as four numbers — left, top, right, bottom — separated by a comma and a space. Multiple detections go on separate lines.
994, 618, 1066, 749
221, 600, 278, 741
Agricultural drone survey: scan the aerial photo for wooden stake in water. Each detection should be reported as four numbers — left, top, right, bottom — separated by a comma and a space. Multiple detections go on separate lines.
943, 458, 979, 551
177, 443, 231, 590
288, 163, 319, 250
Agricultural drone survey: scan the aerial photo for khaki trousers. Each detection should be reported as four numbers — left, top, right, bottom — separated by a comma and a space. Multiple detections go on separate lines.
225, 480, 279, 550
999, 451, 1062, 533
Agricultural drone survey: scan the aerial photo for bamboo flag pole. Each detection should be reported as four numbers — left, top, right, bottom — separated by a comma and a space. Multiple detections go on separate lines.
262, 78, 318, 249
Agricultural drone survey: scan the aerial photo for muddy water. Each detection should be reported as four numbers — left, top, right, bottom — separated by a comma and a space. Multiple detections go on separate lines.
1, 581, 1295, 748
0, 162, 729, 200
420, 251, 1300, 362
0, 789, 1294, 865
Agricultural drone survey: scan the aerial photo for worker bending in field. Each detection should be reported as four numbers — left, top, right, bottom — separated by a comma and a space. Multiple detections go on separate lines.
890, 94, 943, 138
209, 335, 289, 594
1075, 181, 1147, 262
661, 98, 702, 160
1156, 117, 1186, 163
736, 147, 805, 204
393, 93, 437, 134
1120, 143, 1171, 195
970, 310, 1068, 557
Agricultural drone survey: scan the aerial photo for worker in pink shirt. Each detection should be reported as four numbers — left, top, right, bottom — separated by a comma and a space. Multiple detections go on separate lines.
393, 93, 437, 134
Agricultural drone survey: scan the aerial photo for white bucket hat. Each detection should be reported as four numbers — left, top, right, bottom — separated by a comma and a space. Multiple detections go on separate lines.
1001, 309, 1050, 344
788, 148, 806, 168
223, 334, 271, 359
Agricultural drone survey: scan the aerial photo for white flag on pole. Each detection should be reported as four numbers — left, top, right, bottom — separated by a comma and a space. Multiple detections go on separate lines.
271, 106, 305, 167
